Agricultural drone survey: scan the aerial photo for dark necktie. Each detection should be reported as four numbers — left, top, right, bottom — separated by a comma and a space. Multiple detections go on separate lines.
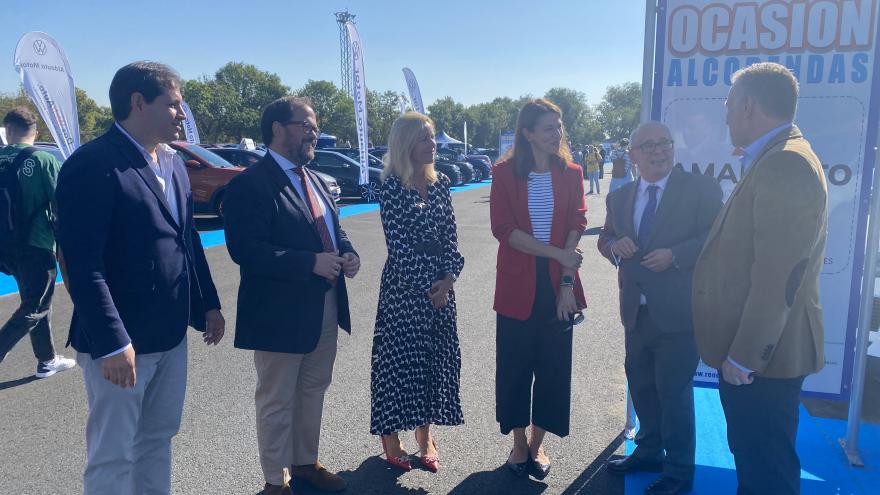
293, 166, 335, 253
638, 185, 659, 248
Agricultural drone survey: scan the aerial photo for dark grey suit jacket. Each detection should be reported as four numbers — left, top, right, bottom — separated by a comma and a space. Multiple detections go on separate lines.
598, 168, 722, 333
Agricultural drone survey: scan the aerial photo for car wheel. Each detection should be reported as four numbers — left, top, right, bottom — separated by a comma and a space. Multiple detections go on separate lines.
360, 180, 380, 202
471, 167, 483, 182
213, 190, 226, 218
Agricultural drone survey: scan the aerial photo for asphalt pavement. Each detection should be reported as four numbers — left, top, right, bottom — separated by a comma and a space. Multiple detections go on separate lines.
0, 177, 629, 495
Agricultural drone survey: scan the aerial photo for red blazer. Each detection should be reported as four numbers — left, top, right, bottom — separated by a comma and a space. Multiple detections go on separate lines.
490, 159, 588, 320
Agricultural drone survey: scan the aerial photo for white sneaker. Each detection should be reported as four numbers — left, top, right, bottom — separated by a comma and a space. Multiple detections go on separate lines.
35, 355, 76, 378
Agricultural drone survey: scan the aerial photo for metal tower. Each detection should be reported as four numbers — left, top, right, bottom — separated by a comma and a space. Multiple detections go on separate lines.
335, 11, 356, 96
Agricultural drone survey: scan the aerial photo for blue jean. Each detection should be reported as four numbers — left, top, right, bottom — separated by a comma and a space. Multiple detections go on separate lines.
587, 171, 600, 193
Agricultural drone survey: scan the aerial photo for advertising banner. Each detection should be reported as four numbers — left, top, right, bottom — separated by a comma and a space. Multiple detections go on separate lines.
346, 21, 370, 186
499, 131, 515, 159
14, 31, 79, 159
402, 67, 426, 115
653, 0, 880, 398
181, 101, 200, 144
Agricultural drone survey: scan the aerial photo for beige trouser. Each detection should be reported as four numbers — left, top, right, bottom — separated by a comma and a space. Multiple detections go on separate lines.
254, 290, 339, 485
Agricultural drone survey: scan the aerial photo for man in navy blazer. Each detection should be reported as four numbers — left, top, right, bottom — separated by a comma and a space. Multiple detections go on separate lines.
56, 62, 225, 495
223, 96, 359, 494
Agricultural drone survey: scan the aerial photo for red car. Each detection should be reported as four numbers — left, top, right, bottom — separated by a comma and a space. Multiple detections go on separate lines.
168, 141, 244, 217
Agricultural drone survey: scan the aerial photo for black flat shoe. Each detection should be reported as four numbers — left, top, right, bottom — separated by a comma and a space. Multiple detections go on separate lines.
528, 457, 551, 480
645, 476, 693, 495
505, 451, 529, 477
606, 455, 664, 474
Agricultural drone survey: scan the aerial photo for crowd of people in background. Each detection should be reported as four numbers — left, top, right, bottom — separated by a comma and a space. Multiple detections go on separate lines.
0, 60, 828, 495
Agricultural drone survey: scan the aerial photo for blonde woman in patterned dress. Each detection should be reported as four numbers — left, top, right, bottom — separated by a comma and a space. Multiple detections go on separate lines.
370, 112, 465, 473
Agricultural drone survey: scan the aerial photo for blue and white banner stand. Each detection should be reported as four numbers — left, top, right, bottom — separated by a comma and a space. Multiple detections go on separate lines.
652, 0, 880, 400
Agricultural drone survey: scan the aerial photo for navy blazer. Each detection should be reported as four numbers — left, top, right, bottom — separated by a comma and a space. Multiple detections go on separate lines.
56, 125, 221, 359
597, 168, 722, 333
223, 153, 357, 354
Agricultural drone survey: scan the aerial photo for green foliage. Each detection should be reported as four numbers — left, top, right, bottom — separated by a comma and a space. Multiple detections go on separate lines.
1, 60, 641, 151
596, 82, 642, 142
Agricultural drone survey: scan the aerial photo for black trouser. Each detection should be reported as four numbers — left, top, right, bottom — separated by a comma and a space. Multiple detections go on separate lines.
496, 257, 573, 437
625, 306, 699, 481
0, 246, 57, 363
719, 374, 806, 495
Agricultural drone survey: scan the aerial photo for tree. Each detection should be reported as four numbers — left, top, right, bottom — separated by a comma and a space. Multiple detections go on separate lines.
0, 87, 112, 145
596, 82, 641, 142
295, 80, 355, 144
182, 78, 243, 142
367, 90, 403, 146
465, 97, 517, 148
76, 88, 113, 142
544, 87, 591, 145
427, 97, 467, 138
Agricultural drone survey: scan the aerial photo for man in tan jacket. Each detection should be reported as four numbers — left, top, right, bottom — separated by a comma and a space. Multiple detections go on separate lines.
693, 62, 828, 495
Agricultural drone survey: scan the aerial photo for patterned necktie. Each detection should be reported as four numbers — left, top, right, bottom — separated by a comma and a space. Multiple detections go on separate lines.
293, 166, 335, 253
638, 185, 659, 248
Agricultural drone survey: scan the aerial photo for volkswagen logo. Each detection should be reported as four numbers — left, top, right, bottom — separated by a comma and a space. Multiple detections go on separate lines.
33, 40, 47, 56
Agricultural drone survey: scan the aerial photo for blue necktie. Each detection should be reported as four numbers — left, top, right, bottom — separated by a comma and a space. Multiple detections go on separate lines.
638, 185, 659, 248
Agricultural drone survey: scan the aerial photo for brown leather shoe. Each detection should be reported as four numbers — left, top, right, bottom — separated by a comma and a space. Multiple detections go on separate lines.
290, 461, 347, 492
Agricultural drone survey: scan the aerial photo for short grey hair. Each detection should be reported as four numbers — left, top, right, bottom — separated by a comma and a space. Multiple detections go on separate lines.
629, 121, 672, 146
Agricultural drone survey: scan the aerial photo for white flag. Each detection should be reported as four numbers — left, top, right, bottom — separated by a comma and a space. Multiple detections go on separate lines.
14, 32, 79, 159
402, 67, 425, 115
181, 101, 201, 144
346, 21, 370, 186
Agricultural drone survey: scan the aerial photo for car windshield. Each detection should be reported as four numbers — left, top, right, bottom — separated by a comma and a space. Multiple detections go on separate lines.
181, 144, 236, 168
36, 146, 64, 162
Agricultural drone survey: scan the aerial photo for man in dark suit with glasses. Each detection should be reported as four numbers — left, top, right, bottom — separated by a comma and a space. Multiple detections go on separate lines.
223, 96, 360, 495
598, 122, 722, 495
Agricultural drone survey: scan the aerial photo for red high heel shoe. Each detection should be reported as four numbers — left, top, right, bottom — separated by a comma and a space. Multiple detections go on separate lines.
381, 435, 412, 471
415, 428, 440, 473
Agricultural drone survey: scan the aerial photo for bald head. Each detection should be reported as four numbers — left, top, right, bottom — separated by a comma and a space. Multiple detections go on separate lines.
629, 121, 674, 183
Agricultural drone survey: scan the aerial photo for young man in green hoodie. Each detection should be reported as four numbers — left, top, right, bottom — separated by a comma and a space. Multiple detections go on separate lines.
0, 107, 74, 378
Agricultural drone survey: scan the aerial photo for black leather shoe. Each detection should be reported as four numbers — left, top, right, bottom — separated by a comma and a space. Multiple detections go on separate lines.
644, 476, 693, 495
528, 457, 551, 480
606, 455, 664, 474
505, 451, 529, 477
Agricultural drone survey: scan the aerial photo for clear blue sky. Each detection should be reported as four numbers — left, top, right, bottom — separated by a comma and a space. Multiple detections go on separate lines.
1, 0, 647, 108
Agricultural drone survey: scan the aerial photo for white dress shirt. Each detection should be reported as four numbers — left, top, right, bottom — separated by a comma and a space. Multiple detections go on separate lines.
268, 150, 338, 251
100, 123, 184, 360
632, 172, 671, 305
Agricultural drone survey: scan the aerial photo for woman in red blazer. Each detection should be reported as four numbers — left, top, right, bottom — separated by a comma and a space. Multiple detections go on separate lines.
489, 99, 587, 480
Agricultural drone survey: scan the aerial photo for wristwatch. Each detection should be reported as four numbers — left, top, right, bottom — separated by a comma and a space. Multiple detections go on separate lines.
561, 274, 575, 287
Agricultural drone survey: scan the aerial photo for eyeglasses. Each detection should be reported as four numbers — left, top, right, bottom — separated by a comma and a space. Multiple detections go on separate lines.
281, 120, 320, 135
550, 311, 585, 333
634, 139, 674, 153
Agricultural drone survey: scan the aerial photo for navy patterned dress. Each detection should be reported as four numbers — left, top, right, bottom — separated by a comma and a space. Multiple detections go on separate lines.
370, 174, 465, 435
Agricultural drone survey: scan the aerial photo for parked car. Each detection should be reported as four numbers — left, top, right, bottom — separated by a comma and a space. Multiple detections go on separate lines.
322, 147, 386, 169
437, 154, 476, 183
437, 147, 490, 181
34, 142, 64, 162
208, 147, 341, 203
168, 141, 244, 217
307, 150, 384, 202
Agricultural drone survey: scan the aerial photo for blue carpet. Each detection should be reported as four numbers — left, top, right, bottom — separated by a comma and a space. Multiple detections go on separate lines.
0, 181, 491, 297
624, 387, 879, 494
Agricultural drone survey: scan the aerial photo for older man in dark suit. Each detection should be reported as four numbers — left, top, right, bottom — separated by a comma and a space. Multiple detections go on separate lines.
223, 96, 360, 495
598, 122, 722, 495
56, 62, 225, 495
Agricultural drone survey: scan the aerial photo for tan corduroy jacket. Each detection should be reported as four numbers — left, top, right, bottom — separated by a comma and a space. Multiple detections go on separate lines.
693, 125, 828, 378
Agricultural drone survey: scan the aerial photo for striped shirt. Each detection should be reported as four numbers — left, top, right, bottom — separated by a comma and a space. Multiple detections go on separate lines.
528, 171, 554, 244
